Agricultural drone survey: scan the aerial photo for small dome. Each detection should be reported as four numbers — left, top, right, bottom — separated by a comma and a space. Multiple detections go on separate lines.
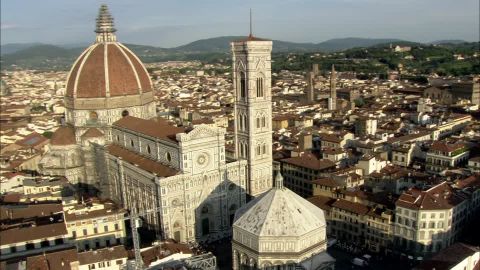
50, 126, 76, 146
233, 186, 326, 237
81, 128, 104, 139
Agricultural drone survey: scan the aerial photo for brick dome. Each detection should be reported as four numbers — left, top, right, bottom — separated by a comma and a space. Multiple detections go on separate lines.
66, 42, 152, 98
65, 5, 152, 100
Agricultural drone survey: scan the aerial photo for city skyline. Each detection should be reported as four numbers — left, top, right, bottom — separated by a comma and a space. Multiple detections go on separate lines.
1, 0, 479, 47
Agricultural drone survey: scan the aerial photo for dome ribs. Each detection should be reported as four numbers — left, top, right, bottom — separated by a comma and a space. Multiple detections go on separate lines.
120, 44, 152, 92
107, 44, 138, 96
76, 44, 106, 98
65, 49, 89, 97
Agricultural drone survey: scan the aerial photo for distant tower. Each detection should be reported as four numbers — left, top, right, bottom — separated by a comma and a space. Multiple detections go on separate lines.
328, 64, 337, 111
231, 28, 273, 197
312, 63, 319, 76
306, 71, 315, 103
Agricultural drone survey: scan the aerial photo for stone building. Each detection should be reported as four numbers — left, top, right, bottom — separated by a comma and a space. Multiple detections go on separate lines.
39, 5, 156, 188
355, 117, 377, 137
308, 195, 394, 254
425, 141, 469, 173
38, 4, 281, 246
100, 116, 247, 242
63, 200, 127, 251
424, 77, 480, 105
232, 173, 335, 270
0, 78, 11, 96
328, 65, 337, 111
394, 178, 480, 257
232, 35, 274, 197
280, 153, 336, 198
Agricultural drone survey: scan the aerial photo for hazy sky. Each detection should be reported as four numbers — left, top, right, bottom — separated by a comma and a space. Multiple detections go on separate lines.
1, 0, 479, 47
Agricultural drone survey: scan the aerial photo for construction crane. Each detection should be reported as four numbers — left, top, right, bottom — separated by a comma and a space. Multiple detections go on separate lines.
116, 206, 163, 270
111, 206, 217, 270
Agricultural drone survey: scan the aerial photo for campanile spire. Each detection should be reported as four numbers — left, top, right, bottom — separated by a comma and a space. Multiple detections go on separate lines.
95, 4, 117, 43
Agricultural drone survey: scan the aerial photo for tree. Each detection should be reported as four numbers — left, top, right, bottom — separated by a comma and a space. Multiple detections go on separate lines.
42, 131, 54, 139
354, 98, 365, 107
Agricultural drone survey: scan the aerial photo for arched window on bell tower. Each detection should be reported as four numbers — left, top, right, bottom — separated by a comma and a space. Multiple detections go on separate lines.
239, 72, 247, 100
256, 77, 264, 97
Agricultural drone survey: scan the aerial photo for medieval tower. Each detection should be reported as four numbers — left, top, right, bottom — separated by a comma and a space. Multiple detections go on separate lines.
232, 35, 273, 197
328, 64, 337, 111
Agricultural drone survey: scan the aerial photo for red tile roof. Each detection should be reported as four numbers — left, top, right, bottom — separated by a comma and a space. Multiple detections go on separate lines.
332, 199, 370, 215
430, 141, 465, 153
307, 195, 336, 211
66, 43, 152, 98
78, 245, 127, 265
81, 127, 104, 138
396, 182, 465, 210
0, 203, 63, 221
282, 154, 336, 171
51, 126, 76, 146
312, 178, 340, 188
26, 248, 78, 270
113, 116, 185, 143
106, 144, 178, 177
0, 222, 68, 245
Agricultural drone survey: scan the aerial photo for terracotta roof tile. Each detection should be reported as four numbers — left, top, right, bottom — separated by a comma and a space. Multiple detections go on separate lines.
415, 243, 479, 270
106, 144, 178, 177
0, 221, 68, 245
140, 241, 193, 267
51, 126, 76, 146
81, 127, 104, 138
312, 178, 340, 188
113, 116, 185, 143
396, 182, 465, 210
78, 245, 128, 265
107, 43, 139, 96
76, 44, 106, 98
282, 154, 336, 171
307, 195, 336, 211
120, 43, 152, 92
66, 49, 89, 97
66, 43, 152, 98
26, 248, 78, 270
430, 141, 465, 153
0, 203, 63, 221
332, 199, 370, 215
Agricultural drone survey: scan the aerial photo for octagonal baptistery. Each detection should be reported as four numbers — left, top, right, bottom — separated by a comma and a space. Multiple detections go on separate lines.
232, 173, 335, 270
64, 5, 156, 140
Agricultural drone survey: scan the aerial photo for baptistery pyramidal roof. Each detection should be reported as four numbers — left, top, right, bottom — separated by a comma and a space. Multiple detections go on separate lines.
233, 173, 326, 237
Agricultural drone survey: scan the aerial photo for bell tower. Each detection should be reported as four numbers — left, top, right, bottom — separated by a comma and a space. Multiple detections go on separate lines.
231, 32, 273, 197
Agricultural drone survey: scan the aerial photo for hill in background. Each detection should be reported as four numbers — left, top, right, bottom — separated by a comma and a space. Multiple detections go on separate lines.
0, 36, 477, 71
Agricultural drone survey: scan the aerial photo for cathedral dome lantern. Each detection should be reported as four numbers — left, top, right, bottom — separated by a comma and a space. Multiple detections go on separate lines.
64, 4, 155, 126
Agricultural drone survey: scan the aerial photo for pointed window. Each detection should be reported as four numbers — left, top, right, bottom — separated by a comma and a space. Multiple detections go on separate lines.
261, 116, 266, 127
243, 114, 247, 131
240, 72, 247, 99
239, 143, 244, 157
256, 117, 261, 128
238, 114, 243, 131
256, 77, 264, 97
